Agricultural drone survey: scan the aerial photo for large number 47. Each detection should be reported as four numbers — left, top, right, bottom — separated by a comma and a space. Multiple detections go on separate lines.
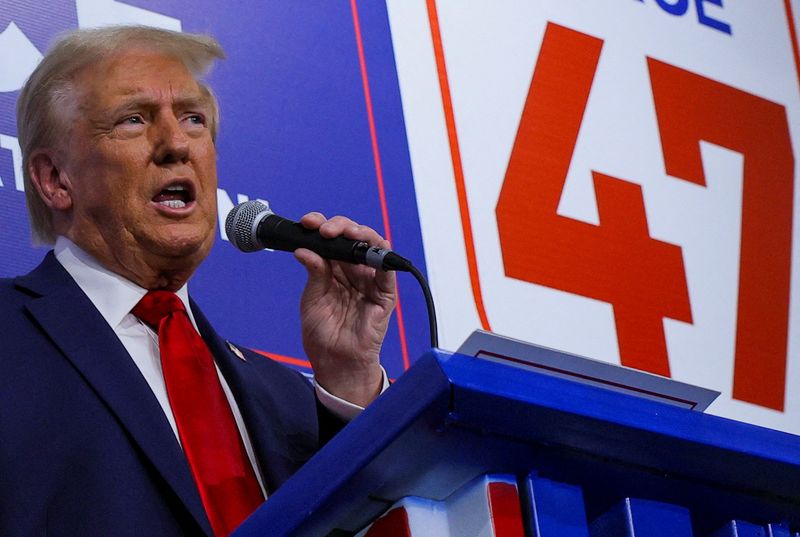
496, 23, 794, 411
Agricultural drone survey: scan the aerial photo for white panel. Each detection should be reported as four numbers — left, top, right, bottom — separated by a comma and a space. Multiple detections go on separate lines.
75, 0, 181, 30
0, 22, 42, 92
0, 135, 24, 192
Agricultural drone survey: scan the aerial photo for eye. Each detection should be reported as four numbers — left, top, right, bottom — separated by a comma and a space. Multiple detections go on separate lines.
185, 114, 207, 126
118, 114, 145, 126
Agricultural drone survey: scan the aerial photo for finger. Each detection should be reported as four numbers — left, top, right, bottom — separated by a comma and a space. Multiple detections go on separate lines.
320, 218, 387, 247
299, 212, 327, 230
373, 263, 397, 294
294, 247, 328, 274
294, 248, 334, 302
330, 258, 396, 303
317, 215, 358, 238
343, 224, 385, 247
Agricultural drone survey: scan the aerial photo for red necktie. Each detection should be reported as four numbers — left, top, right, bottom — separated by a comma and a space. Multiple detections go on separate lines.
133, 291, 264, 536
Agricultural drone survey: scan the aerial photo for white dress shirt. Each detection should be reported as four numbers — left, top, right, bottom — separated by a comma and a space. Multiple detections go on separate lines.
53, 236, 383, 494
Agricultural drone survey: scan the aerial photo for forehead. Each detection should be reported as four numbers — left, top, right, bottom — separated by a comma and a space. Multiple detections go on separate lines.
72, 50, 205, 105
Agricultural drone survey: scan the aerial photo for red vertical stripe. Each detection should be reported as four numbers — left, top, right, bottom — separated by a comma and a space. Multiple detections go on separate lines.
350, 0, 412, 369
785, 0, 800, 94
425, 0, 493, 331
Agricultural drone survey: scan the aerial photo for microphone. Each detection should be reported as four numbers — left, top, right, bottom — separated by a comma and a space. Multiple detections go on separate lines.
225, 200, 413, 272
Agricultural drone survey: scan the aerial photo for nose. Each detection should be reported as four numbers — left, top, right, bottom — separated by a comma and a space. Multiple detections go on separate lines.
153, 112, 190, 164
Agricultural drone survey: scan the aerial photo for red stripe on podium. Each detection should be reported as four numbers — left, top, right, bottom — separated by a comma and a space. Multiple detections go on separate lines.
488, 482, 525, 537
363, 507, 411, 536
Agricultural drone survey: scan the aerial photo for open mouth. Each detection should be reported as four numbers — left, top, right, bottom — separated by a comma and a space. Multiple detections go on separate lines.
153, 182, 195, 209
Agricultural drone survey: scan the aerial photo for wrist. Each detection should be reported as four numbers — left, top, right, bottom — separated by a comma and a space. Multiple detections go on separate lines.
313, 361, 383, 408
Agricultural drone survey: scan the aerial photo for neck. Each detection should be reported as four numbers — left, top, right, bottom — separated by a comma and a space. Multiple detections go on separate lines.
61, 234, 201, 292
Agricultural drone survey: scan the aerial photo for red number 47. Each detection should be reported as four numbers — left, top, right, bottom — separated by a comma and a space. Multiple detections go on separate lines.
496, 23, 794, 411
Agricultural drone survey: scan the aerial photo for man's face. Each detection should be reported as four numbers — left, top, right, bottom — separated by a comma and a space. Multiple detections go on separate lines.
58, 50, 218, 287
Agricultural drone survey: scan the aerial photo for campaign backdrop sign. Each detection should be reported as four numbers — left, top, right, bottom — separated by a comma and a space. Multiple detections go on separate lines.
1, 0, 799, 436
386, 0, 800, 434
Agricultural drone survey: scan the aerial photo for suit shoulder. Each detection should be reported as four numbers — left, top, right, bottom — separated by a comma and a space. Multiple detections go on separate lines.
0, 275, 18, 292
0, 276, 33, 309
229, 342, 312, 383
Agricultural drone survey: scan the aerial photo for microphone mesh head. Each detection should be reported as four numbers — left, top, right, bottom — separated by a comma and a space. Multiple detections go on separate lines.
225, 200, 273, 252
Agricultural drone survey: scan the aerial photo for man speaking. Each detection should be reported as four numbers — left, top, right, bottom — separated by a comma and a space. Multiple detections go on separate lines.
1, 26, 395, 536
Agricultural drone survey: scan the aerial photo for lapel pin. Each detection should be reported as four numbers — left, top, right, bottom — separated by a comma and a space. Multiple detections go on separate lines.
227, 341, 247, 362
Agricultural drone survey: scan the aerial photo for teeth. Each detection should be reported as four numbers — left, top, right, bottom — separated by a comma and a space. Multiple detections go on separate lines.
165, 185, 186, 191
159, 200, 187, 209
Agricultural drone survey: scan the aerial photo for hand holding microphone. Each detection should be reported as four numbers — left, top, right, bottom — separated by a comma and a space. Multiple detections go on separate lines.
225, 200, 438, 349
226, 200, 401, 405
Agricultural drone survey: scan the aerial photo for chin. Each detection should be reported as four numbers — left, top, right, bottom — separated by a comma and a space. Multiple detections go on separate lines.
147, 229, 215, 263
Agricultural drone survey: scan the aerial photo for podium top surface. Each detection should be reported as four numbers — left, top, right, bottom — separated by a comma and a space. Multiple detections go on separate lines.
457, 329, 720, 411
235, 349, 800, 537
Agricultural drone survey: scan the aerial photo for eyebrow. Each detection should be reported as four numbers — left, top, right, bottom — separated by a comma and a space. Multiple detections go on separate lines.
103, 92, 212, 118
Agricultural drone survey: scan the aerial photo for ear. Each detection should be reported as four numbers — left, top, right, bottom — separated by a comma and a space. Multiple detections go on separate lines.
28, 149, 73, 212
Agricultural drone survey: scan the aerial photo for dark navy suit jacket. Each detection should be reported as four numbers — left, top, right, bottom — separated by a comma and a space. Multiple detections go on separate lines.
0, 253, 345, 536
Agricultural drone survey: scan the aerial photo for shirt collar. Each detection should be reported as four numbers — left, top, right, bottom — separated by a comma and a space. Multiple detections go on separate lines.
54, 236, 196, 330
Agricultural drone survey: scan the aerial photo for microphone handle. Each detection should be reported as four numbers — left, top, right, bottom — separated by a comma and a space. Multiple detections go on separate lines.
258, 215, 369, 264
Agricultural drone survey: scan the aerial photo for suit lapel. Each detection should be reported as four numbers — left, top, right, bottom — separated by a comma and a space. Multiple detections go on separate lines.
191, 301, 309, 494
16, 254, 213, 536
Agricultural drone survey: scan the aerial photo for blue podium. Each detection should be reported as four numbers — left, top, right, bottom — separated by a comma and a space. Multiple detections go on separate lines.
235, 348, 800, 536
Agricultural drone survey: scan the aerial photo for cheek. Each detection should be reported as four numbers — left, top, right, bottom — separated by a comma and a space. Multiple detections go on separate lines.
75, 147, 148, 195
197, 146, 217, 178
195, 143, 219, 199
103, 151, 153, 203
103, 177, 144, 212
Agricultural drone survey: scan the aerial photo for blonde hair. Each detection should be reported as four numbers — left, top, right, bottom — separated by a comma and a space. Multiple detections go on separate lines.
16, 25, 225, 244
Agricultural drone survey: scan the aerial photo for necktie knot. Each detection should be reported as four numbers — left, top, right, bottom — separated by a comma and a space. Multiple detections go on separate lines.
133, 290, 186, 328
